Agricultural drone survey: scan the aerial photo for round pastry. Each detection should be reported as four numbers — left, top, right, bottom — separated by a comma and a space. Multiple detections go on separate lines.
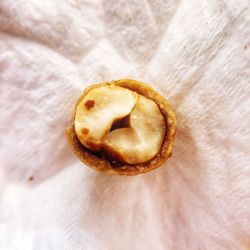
66, 79, 176, 175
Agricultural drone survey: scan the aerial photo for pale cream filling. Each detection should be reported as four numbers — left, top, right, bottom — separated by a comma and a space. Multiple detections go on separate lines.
74, 85, 166, 164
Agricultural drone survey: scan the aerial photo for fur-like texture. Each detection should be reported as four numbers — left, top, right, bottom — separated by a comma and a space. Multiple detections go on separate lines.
0, 0, 249, 249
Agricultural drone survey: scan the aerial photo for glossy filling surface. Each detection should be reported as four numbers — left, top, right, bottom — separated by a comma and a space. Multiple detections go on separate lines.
74, 85, 166, 164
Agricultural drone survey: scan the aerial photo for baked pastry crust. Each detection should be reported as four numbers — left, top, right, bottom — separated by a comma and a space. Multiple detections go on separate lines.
66, 79, 177, 175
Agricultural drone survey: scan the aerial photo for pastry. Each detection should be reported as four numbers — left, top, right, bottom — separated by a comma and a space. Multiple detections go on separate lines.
66, 79, 176, 175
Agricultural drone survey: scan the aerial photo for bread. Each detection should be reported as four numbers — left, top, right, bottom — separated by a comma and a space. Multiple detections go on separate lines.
66, 79, 177, 175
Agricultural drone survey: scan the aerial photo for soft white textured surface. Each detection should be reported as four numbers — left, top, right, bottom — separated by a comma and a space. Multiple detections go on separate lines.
0, 0, 250, 249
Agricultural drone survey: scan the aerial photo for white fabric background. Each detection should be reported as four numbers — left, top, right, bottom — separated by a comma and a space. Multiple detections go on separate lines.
0, 0, 250, 249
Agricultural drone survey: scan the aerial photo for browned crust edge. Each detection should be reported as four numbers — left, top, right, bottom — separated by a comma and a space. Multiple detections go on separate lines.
66, 79, 177, 176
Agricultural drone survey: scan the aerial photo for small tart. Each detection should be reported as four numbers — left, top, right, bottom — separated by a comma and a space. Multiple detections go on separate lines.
66, 79, 177, 175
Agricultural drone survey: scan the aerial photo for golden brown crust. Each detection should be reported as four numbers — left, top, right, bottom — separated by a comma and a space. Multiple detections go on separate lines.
66, 79, 177, 175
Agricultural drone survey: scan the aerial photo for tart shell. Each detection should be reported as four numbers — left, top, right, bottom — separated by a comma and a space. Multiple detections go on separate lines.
66, 79, 177, 175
